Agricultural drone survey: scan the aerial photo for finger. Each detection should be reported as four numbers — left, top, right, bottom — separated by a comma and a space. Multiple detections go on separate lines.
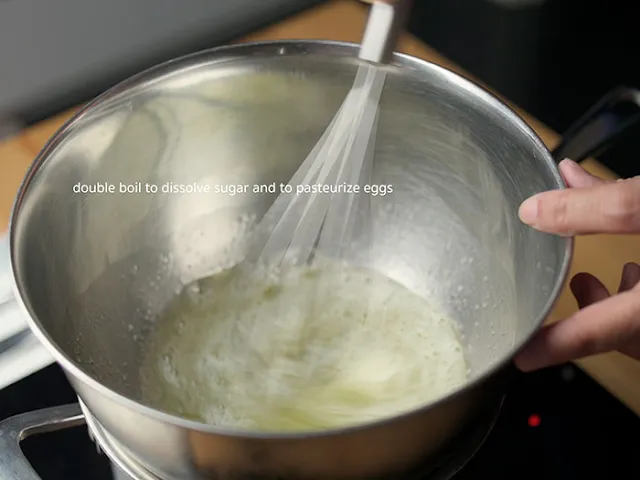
515, 289, 640, 371
618, 262, 640, 293
558, 158, 608, 188
570, 272, 610, 308
518, 176, 640, 235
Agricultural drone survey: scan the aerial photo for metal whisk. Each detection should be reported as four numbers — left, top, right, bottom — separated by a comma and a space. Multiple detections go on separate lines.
244, 0, 412, 270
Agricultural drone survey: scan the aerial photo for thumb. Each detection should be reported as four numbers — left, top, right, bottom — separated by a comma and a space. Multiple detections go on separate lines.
518, 176, 640, 235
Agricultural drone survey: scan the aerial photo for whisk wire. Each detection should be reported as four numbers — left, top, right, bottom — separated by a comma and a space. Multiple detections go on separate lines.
248, 64, 387, 269
317, 68, 386, 257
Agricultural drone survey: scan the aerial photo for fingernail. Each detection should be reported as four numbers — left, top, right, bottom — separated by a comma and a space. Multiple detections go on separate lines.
518, 196, 539, 225
559, 158, 577, 168
559, 158, 582, 175
514, 346, 542, 372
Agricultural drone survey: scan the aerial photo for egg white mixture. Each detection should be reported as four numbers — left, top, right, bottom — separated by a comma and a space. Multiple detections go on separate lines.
139, 260, 468, 432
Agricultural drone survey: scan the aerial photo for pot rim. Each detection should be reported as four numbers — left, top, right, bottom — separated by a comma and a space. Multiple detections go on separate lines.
7, 38, 573, 439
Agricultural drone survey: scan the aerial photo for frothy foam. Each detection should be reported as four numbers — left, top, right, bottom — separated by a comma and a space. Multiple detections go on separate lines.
139, 259, 468, 432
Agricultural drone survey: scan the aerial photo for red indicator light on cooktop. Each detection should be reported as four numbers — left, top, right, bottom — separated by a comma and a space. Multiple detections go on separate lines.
528, 414, 541, 427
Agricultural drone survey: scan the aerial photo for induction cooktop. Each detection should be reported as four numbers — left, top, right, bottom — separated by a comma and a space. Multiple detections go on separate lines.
0, 361, 638, 479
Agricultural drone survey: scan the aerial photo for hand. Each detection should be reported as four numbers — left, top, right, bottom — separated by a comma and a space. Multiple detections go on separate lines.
515, 158, 640, 371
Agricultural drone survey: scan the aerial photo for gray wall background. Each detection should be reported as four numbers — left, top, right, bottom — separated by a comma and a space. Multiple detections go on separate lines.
0, 0, 321, 124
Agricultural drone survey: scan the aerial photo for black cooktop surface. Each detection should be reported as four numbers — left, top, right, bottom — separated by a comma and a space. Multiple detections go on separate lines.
0, 362, 638, 479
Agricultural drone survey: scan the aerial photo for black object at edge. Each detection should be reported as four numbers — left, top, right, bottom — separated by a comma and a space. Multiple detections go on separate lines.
551, 86, 640, 164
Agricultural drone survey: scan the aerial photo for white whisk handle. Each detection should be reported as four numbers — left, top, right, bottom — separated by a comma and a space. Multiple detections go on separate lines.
359, 0, 412, 64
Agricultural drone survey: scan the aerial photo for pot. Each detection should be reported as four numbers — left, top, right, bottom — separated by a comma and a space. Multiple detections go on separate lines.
0, 40, 638, 479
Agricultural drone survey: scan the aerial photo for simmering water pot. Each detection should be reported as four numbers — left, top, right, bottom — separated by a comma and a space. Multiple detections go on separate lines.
1, 41, 638, 479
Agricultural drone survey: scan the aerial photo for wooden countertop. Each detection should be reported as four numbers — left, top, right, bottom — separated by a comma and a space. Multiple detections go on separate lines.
1, 0, 639, 415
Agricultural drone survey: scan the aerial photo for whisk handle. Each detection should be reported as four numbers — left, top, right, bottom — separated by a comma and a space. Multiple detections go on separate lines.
359, 0, 413, 64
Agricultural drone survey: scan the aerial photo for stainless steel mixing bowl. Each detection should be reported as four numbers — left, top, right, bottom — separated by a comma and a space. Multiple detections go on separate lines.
5, 40, 621, 479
